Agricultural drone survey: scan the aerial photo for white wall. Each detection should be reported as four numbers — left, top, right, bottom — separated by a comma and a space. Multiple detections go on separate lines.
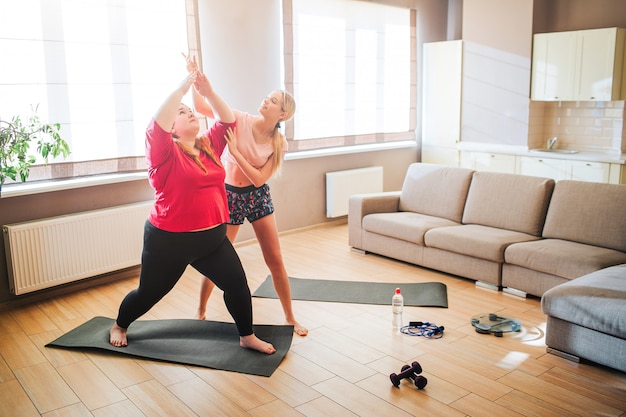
197, 0, 283, 114
460, 0, 534, 146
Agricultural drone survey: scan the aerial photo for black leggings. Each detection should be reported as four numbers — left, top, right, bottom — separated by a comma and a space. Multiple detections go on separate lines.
115, 221, 253, 336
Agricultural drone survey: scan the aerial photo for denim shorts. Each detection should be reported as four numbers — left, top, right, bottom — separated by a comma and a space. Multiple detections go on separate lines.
226, 183, 275, 225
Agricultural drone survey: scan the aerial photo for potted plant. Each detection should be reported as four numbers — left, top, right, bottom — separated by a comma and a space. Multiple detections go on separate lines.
0, 106, 71, 193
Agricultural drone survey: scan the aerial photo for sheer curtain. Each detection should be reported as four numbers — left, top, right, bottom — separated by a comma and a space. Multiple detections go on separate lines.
286, 0, 415, 151
0, 0, 188, 180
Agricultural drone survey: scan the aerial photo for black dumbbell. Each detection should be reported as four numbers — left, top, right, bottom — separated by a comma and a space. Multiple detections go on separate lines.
400, 364, 428, 389
390, 361, 423, 387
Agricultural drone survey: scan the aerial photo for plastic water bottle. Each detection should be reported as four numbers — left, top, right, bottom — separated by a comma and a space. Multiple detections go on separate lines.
392, 287, 403, 331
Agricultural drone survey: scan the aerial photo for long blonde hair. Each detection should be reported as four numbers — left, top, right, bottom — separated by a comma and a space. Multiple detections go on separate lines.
175, 135, 223, 173
269, 90, 296, 175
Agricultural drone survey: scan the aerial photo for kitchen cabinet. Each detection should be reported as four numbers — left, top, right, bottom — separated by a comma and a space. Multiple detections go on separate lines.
460, 152, 516, 174
531, 31, 577, 101
517, 156, 570, 181
570, 160, 610, 183
608, 163, 626, 184
461, 152, 623, 184
531, 27, 626, 101
519, 156, 618, 183
421, 40, 462, 166
421, 146, 460, 167
578, 28, 626, 100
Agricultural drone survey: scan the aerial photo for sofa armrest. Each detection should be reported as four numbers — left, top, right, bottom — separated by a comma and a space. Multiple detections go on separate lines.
348, 191, 401, 249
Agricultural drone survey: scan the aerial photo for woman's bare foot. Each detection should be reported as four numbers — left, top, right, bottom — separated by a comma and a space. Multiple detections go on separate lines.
109, 322, 128, 347
240, 334, 276, 354
287, 319, 308, 336
195, 309, 206, 320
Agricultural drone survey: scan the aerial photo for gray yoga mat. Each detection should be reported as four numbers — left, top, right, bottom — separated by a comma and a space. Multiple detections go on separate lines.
45, 316, 293, 377
253, 276, 448, 308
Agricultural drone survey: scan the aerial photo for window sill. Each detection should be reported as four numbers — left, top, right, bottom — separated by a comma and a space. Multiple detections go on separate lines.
285, 140, 416, 160
0, 172, 149, 199
1, 141, 416, 198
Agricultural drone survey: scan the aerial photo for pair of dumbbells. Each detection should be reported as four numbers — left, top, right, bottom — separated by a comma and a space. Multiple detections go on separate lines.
390, 361, 427, 389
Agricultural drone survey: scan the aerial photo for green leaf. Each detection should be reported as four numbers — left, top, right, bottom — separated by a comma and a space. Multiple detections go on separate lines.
0, 105, 71, 184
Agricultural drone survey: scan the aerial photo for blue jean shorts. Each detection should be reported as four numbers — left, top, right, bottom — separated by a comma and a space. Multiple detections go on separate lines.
226, 183, 275, 225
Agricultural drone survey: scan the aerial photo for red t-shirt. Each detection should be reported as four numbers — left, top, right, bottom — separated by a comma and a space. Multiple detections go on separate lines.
145, 118, 235, 232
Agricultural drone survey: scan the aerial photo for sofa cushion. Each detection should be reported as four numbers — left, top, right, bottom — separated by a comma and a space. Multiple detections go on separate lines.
424, 224, 541, 262
462, 172, 554, 236
541, 264, 626, 339
363, 212, 459, 245
505, 239, 626, 279
542, 181, 626, 253
398, 163, 474, 223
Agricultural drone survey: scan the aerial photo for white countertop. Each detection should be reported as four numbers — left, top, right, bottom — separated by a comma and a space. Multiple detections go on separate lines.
457, 142, 626, 164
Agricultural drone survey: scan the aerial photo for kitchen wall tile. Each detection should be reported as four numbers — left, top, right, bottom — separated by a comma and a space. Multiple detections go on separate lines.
530, 100, 625, 152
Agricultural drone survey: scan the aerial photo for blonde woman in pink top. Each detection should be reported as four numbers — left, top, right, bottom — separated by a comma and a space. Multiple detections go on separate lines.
186, 55, 308, 336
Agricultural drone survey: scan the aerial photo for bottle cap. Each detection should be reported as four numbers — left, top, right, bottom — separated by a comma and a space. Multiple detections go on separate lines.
395, 287, 401, 294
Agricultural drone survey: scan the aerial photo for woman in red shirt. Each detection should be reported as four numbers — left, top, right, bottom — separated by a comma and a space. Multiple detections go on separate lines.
109, 71, 275, 355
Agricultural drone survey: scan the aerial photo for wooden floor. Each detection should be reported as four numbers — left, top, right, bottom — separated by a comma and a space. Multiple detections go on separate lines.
0, 222, 625, 417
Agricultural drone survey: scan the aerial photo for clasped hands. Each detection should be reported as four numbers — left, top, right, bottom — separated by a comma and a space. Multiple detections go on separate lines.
182, 52, 214, 97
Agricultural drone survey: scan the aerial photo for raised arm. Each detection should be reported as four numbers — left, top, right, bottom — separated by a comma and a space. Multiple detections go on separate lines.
183, 53, 216, 119
194, 72, 235, 124
192, 89, 216, 119
154, 72, 197, 130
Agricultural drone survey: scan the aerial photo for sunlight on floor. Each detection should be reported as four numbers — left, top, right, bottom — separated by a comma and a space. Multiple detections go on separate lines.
497, 351, 530, 370
495, 322, 547, 370
519, 321, 547, 346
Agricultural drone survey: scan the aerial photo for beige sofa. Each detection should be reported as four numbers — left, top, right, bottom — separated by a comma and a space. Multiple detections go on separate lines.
540, 264, 626, 373
349, 162, 626, 371
349, 162, 626, 295
503, 180, 626, 296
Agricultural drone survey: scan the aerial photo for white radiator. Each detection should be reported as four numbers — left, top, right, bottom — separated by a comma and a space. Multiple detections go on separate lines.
326, 166, 383, 218
2, 201, 152, 295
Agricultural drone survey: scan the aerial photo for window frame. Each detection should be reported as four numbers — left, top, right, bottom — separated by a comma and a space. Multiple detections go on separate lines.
2, 0, 417, 194
1, 0, 192, 187
282, 0, 417, 153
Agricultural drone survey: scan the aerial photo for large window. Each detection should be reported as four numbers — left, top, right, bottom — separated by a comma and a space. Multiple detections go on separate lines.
1, 0, 415, 185
285, 0, 416, 152
0, 0, 188, 182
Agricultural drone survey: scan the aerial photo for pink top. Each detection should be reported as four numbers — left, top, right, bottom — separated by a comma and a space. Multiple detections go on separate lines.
145, 118, 235, 232
221, 110, 287, 169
